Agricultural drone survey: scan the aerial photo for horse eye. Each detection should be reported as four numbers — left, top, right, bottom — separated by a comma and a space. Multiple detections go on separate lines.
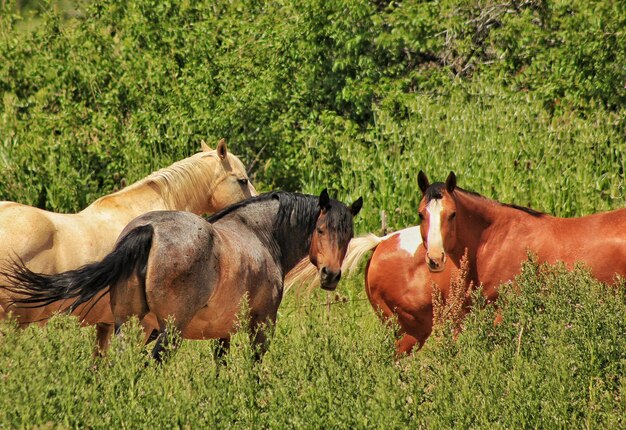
418, 212, 424, 220
316, 227, 324, 234
449, 212, 456, 220
238, 178, 248, 185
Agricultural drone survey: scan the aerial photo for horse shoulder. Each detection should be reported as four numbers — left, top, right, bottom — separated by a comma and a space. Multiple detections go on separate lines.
0, 202, 57, 266
368, 236, 425, 309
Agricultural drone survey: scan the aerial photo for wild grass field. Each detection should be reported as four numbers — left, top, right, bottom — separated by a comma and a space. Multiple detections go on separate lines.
0, 263, 624, 428
0, 0, 625, 428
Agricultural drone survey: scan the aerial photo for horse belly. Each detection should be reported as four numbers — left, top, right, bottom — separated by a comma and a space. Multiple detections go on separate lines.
182, 302, 239, 340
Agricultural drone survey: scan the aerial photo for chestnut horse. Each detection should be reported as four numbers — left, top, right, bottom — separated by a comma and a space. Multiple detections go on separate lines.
3, 191, 362, 361
0, 139, 256, 350
417, 170, 626, 293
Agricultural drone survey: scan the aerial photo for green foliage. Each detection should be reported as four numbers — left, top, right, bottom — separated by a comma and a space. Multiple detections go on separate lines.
1, 0, 625, 426
0, 265, 624, 428
1, 0, 624, 220
413, 261, 626, 428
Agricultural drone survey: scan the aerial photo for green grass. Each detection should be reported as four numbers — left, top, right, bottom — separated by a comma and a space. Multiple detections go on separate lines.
0, 263, 624, 429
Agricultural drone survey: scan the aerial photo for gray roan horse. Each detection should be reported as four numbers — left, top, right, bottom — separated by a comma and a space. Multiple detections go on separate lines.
3, 190, 362, 361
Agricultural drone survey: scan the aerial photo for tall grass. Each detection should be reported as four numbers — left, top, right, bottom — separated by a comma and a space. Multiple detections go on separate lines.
0, 263, 623, 428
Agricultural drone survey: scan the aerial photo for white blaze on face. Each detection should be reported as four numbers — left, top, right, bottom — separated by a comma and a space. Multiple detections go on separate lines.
396, 226, 422, 255
426, 199, 444, 253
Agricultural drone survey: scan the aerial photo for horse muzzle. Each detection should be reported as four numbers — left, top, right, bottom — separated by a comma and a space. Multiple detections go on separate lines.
425, 251, 446, 273
320, 267, 341, 291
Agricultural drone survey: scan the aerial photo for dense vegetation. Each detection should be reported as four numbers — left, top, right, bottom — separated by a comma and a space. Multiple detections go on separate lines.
1, 0, 625, 427
0, 263, 624, 428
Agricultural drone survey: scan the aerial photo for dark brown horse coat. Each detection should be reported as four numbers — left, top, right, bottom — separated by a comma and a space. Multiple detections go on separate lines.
3, 191, 362, 360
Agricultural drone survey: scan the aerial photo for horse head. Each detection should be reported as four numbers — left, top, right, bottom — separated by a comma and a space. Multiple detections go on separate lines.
309, 189, 363, 291
200, 138, 257, 212
417, 171, 457, 273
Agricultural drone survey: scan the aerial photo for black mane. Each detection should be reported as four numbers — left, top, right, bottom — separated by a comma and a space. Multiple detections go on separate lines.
501, 202, 544, 217
206, 190, 354, 239
205, 191, 354, 273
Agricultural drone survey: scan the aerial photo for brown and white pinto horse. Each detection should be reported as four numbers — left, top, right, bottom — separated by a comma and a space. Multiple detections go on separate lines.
3, 191, 362, 361
0, 139, 256, 350
285, 225, 459, 354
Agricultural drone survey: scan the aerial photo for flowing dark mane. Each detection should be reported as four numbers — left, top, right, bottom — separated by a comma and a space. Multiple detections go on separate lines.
206, 191, 319, 227
206, 191, 355, 249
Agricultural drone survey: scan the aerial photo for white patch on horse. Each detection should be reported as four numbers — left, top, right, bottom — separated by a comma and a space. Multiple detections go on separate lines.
426, 199, 444, 252
396, 226, 423, 255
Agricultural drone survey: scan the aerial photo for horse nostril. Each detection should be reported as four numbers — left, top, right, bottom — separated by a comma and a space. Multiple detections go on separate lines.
335, 271, 342, 282
321, 267, 329, 276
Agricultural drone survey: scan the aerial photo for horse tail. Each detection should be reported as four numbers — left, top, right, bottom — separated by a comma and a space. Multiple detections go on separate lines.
1, 225, 154, 313
285, 232, 392, 293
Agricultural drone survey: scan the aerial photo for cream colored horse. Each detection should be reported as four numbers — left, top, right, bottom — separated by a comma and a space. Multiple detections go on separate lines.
0, 139, 256, 349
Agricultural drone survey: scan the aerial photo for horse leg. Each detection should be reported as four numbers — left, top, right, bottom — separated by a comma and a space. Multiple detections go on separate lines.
396, 334, 419, 356
149, 316, 190, 363
213, 338, 231, 362
249, 314, 277, 361
140, 313, 160, 344
95, 322, 114, 356
150, 329, 181, 363
110, 274, 150, 340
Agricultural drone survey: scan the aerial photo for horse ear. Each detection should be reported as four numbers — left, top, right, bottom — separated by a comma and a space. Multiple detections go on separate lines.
349, 197, 363, 217
418, 171, 430, 193
446, 171, 456, 193
319, 189, 331, 210
200, 140, 213, 152
217, 138, 228, 159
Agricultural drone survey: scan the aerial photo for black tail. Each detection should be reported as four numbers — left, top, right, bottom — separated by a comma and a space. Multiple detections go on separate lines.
1, 224, 154, 313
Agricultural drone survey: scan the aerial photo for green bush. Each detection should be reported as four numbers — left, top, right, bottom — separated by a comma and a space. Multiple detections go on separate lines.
1, 0, 624, 223
0, 263, 624, 428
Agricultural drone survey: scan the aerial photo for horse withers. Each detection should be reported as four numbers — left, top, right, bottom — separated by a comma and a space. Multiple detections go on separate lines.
3, 191, 363, 361
0, 139, 256, 350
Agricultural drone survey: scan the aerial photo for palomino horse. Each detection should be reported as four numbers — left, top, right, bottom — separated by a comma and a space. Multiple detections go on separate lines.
0, 139, 256, 350
3, 191, 362, 361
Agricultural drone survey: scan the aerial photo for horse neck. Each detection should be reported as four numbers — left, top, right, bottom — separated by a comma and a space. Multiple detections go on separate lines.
224, 197, 318, 275
78, 185, 168, 226
275, 224, 315, 275
449, 190, 502, 264
83, 154, 223, 217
